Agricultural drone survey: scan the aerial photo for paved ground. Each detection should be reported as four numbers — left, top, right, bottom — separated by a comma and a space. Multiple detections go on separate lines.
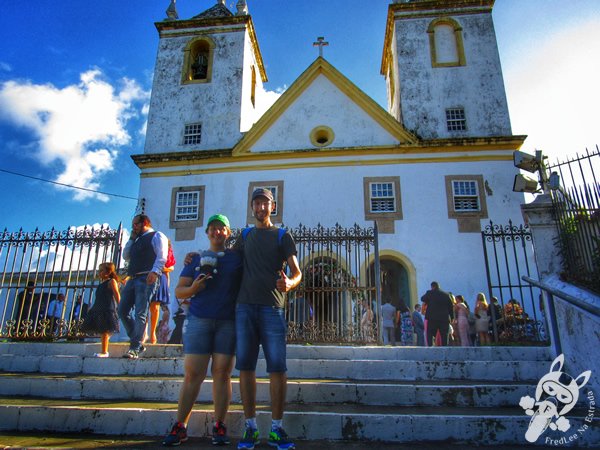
0, 432, 547, 449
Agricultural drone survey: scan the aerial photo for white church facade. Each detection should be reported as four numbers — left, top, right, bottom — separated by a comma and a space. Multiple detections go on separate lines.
132, 0, 530, 308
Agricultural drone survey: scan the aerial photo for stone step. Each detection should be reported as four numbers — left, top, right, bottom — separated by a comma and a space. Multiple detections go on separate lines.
0, 353, 549, 381
0, 342, 552, 362
1, 397, 598, 446
0, 372, 534, 407
0, 431, 544, 450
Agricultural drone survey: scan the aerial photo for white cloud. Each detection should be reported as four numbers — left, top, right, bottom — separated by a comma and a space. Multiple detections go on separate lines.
255, 84, 286, 118
0, 69, 150, 200
0, 61, 12, 72
505, 19, 600, 163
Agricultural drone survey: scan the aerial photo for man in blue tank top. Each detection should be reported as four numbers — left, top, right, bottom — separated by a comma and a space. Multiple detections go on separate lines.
119, 214, 168, 359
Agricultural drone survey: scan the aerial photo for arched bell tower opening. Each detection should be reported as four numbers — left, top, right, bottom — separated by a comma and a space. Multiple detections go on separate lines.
182, 37, 215, 83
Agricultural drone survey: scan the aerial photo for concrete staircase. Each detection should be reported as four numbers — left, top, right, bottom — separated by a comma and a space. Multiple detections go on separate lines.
0, 342, 598, 446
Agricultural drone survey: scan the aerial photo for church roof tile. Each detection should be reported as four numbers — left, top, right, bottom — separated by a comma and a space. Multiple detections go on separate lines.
193, 3, 233, 20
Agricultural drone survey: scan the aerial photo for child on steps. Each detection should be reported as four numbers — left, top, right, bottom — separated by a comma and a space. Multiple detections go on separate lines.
81, 262, 121, 357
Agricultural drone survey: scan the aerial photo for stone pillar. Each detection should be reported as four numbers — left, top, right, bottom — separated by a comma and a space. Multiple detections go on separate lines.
521, 194, 562, 280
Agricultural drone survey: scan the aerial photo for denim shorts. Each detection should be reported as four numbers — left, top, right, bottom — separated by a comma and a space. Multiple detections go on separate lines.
183, 314, 236, 356
235, 303, 287, 373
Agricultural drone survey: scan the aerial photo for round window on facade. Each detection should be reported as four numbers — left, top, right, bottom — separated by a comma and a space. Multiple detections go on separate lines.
310, 126, 335, 148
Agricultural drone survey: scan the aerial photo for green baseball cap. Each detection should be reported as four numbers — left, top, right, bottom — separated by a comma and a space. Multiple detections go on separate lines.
206, 214, 230, 231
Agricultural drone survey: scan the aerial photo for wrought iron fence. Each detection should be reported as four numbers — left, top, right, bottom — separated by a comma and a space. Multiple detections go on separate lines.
289, 223, 381, 344
548, 146, 600, 294
0, 225, 124, 340
481, 220, 547, 344
232, 223, 381, 345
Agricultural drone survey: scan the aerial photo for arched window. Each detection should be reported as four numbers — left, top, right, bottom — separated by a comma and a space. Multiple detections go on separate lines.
427, 18, 466, 67
182, 37, 215, 83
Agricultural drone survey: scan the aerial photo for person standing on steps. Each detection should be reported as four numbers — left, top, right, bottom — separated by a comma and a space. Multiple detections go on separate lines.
234, 188, 302, 450
81, 262, 121, 357
421, 281, 454, 347
163, 214, 242, 447
118, 214, 168, 359
412, 303, 425, 346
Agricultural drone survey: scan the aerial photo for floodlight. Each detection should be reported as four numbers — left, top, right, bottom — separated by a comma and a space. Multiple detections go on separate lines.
513, 150, 539, 173
513, 174, 540, 193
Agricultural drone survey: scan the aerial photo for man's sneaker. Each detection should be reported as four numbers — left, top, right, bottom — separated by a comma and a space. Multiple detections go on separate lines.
163, 421, 188, 446
122, 349, 139, 359
268, 427, 295, 450
93, 352, 109, 358
212, 421, 230, 446
139, 344, 147, 354
237, 426, 259, 450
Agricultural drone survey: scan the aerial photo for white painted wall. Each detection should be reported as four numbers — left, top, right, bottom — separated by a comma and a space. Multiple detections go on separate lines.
252, 76, 400, 152
239, 30, 264, 132
144, 26, 247, 153
139, 156, 526, 307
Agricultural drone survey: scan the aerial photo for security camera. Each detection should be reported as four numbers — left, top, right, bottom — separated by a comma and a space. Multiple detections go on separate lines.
513, 151, 540, 173
513, 174, 540, 193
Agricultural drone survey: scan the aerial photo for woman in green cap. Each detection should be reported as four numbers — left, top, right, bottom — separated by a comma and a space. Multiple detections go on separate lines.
163, 214, 242, 446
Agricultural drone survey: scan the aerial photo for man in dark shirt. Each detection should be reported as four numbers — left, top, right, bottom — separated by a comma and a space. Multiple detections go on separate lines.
421, 281, 454, 346
234, 188, 302, 450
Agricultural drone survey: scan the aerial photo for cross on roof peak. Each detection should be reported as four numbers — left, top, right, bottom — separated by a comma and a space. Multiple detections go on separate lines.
313, 36, 329, 57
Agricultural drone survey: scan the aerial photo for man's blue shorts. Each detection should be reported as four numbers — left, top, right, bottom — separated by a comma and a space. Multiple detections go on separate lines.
183, 314, 236, 356
235, 303, 287, 373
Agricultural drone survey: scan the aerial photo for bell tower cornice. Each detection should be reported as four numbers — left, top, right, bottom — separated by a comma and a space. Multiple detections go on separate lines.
155, 15, 267, 82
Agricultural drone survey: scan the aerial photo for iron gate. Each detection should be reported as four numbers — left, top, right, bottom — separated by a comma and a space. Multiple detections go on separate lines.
481, 220, 547, 344
278, 223, 380, 345
0, 225, 124, 340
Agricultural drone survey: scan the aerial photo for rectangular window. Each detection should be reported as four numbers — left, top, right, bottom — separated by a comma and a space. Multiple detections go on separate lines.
446, 108, 466, 131
370, 182, 396, 213
452, 180, 480, 211
175, 191, 200, 221
183, 123, 202, 145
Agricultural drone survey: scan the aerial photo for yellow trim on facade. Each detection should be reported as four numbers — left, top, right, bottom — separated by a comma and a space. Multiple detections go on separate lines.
232, 57, 417, 155
133, 135, 526, 169
139, 154, 513, 179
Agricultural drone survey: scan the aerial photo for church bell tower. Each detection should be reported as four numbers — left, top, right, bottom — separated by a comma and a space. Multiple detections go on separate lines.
144, 0, 267, 154
382, 0, 512, 139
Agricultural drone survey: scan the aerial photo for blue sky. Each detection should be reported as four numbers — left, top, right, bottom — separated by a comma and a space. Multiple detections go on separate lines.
1, 0, 599, 233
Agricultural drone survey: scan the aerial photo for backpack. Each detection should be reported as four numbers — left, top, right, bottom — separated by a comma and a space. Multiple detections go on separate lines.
241, 226, 286, 245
